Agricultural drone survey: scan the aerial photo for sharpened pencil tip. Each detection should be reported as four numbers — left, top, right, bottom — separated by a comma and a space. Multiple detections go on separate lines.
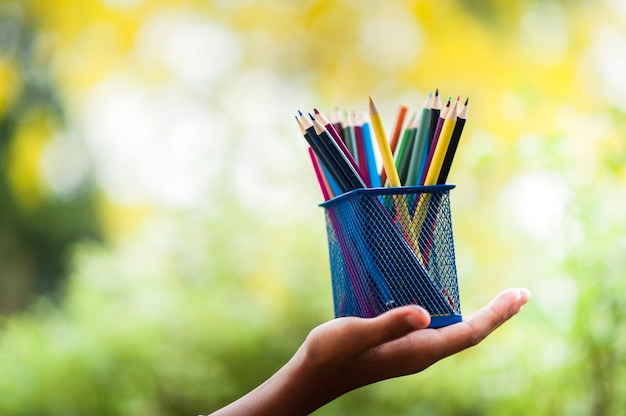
313, 108, 320, 114
435, 88, 439, 96
464, 97, 469, 105
297, 109, 303, 116
308, 113, 315, 120
368, 96, 379, 115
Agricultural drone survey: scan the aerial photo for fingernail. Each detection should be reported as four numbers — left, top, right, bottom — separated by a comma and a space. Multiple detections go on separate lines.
518, 288, 531, 303
407, 305, 431, 328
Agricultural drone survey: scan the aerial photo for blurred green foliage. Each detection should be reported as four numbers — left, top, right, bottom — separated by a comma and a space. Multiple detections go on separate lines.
0, 4, 101, 313
1, 0, 626, 414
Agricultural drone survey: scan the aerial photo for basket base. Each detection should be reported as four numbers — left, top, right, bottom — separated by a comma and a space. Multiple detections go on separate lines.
429, 314, 463, 328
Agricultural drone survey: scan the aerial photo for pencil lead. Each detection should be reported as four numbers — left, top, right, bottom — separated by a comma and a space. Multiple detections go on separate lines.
297, 109, 303, 116
308, 113, 315, 120
313, 108, 320, 115
464, 97, 469, 105
435, 88, 439, 97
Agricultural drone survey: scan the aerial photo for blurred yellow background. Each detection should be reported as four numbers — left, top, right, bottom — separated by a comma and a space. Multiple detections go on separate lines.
1, 0, 626, 414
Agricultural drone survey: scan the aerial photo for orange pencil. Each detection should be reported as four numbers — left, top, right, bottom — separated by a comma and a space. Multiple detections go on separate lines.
380, 104, 408, 186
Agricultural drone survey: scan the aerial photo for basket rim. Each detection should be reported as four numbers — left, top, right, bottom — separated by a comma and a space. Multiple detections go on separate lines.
319, 184, 456, 208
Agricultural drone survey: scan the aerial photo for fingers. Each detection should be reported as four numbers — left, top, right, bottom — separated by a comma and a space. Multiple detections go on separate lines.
466, 287, 531, 339
433, 287, 531, 356
355, 305, 432, 351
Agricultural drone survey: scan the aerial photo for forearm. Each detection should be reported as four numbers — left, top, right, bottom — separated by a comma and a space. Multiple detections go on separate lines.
210, 348, 342, 416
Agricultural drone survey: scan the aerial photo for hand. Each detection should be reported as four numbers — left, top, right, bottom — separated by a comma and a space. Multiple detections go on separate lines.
211, 288, 530, 416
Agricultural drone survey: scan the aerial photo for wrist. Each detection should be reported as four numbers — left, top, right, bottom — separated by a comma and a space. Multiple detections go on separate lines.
269, 346, 345, 415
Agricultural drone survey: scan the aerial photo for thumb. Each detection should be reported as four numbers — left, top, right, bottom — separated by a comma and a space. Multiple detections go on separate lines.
356, 305, 432, 351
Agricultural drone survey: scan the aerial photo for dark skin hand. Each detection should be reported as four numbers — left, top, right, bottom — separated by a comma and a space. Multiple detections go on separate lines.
211, 287, 531, 416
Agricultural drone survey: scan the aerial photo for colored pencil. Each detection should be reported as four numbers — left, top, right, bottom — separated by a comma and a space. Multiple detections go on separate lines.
361, 114, 382, 187
352, 112, 371, 187
314, 109, 367, 185
311, 114, 367, 190
428, 88, 441, 145
419, 97, 451, 185
381, 104, 408, 185
395, 113, 417, 185
298, 115, 342, 196
405, 95, 432, 186
308, 147, 332, 201
300, 89, 468, 195
342, 110, 356, 158
437, 97, 468, 184
320, 162, 342, 197
332, 107, 344, 142
369, 96, 401, 187
299, 114, 352, 192
424, 100, 458, 185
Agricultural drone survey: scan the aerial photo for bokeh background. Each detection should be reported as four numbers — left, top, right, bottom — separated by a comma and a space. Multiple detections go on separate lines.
2, 0, 626, 414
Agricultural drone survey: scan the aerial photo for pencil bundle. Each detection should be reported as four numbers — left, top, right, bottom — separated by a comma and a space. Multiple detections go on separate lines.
296, 90, 468, 200
296, 91, 467, 325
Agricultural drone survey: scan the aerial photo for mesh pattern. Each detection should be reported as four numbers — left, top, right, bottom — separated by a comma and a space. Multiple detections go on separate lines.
321, 185, 462, 327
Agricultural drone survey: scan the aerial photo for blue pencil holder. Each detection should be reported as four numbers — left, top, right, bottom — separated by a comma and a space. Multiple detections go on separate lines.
320, 185, 462, 328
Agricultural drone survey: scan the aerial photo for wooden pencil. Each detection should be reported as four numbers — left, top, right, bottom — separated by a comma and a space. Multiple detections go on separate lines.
308, 147, 333, 201
361, 114, 382, 187
424, 100, 458, 185
311, 114, 367, 190
428, 88, 441, 146
381, 104, 408, 185
437, 97, 468, 184
352, 111, 371, 187
369, 96, 401, 187
395, 113, 417, 185
405, 95, 432, 186
420, 97, 451, 185
332, 107, 344, 142
299, 114, 352, 192
314, 108, 367, 185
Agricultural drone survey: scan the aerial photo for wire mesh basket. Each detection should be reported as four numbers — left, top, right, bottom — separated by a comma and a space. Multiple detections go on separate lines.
320, 184, 462, 328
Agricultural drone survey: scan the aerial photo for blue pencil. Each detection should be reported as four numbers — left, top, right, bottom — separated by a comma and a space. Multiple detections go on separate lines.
361, 117, 382, 187
321, 161, 343, 196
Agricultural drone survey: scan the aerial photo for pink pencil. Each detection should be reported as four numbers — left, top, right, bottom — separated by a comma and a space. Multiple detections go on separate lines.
352, 111, 371, 187
308, 147, 332, 201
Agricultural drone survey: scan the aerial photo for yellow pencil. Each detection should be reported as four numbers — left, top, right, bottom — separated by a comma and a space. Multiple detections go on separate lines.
368, 96, 401, 187
423, 100, 458, 186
